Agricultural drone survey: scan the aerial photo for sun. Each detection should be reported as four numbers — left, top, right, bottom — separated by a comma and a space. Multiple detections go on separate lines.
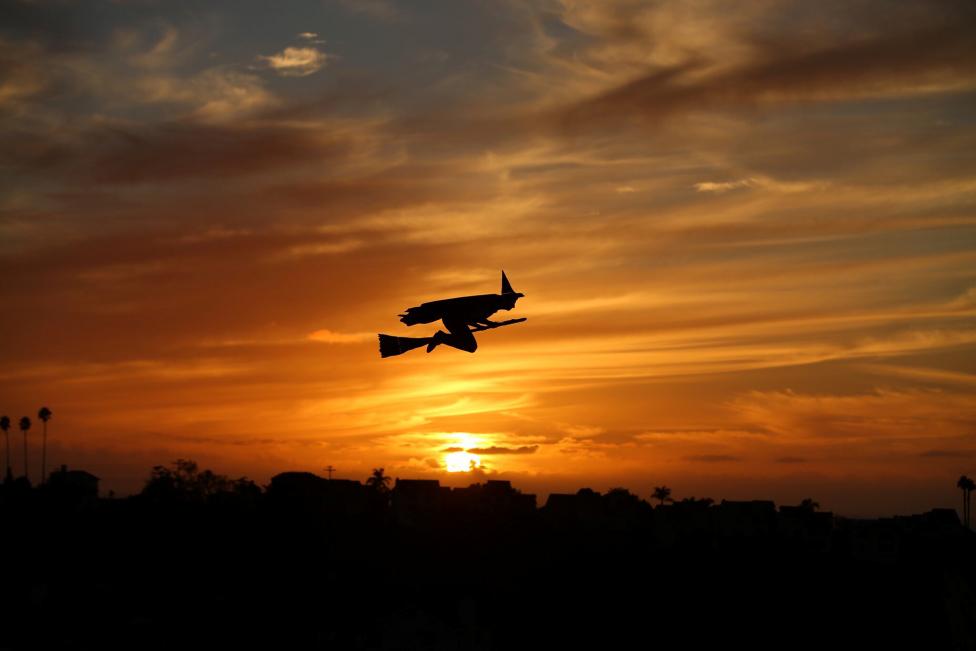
445, 451, 481, 472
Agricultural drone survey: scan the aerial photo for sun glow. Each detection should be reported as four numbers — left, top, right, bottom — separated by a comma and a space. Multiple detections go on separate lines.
445, 451, 481, 472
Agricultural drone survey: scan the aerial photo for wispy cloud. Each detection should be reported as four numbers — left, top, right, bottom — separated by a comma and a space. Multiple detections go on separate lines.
858, 363, 976, 387
729, 388, 976, 441
135, 69, 274, 120
79, 121, 334, 183
468, 445, 539, 455
560, 4, 976, 131
307, 329, 374, 344
694, 176, 826, 194
685, 454, 741, 463
130, 24, 181, 69
273, 239, 364, 261
694, 179, 755, 193
919, 449, 974, 458
257, 46, 329, 77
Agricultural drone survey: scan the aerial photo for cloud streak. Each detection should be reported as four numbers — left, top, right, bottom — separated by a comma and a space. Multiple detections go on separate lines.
257, 46, 328, 77
307, 329, 374, 344
468, 446, 539, 455
559, 5, 976, 130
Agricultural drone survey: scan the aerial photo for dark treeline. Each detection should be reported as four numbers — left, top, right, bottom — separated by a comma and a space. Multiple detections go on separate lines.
2, 461, 976, 650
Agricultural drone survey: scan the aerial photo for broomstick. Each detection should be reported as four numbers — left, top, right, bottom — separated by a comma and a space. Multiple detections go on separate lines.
378, 318, 526, 358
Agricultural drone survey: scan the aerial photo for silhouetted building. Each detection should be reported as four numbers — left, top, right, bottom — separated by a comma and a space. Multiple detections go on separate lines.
542, 493, 577, 525
838, 509, 967, 564
269, 471, 329, 497
446, 480, 536, 520
4, 459, 976, 650
542, 489, 605, 528
715, 500, 777, 539
845, 518, 901, 563
654, 498, 714, 546
46, 465, 99, 500
778, 506, 834, 552
602, 488, 652, 532
268, 472, 366, 516
392, 479, 444, 525
892, 508, 962, 536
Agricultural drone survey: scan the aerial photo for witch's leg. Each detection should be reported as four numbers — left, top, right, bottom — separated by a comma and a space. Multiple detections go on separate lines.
427, 318, 478, 353
426, 330, 447, 352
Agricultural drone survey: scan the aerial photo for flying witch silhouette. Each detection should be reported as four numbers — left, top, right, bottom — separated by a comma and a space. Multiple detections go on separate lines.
378, 271, 526, 357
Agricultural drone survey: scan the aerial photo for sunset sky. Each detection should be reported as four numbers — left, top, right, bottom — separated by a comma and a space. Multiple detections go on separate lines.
1, 0, 974, 515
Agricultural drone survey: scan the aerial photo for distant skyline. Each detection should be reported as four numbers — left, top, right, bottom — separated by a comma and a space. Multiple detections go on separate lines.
1, 0, 974, 516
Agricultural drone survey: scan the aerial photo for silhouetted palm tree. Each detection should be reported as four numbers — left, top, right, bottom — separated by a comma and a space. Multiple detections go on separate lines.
366, 467, 391, 494
19, 416, 30, 482
652, 485, 672, 506
38, 406, 52, 484
1, 415, 10, 483
958, 475, 975, 528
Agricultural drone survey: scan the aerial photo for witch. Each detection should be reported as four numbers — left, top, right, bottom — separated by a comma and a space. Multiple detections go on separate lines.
378, 271, 526, 357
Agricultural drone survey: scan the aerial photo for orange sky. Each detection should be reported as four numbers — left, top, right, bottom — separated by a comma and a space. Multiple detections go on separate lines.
1, 0, 974, 515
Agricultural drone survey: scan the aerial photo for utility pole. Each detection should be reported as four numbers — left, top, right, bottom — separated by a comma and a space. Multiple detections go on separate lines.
324, 465, 335, 480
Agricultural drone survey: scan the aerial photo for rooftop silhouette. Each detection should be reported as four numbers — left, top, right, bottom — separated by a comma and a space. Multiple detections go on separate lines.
1, 460, 974, 649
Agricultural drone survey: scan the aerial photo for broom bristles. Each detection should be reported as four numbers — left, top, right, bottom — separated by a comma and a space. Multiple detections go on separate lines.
378, 334, 430, 357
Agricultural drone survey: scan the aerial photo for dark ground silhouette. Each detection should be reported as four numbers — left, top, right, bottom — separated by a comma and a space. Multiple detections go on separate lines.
2, 462, 975, 650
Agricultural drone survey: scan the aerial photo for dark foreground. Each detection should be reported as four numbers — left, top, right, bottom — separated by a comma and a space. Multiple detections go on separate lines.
3, 471, 975, 650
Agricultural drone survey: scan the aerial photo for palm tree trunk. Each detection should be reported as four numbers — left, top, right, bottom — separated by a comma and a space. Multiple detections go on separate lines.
22, 431, 28, 481
41, 421, 47, 485
4, 431, 9, 482
963, 489, 968, 528
968, 490, 972, 529
965, 490, 970, 529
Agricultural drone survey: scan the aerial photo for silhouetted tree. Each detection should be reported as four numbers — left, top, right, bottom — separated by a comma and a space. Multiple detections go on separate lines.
142, 464, 177, 500
958, 476, 975, 528
1, 415, 10, 483
605, 487, 639, 502
605, 487, 642, 512
652, 485, 672, 506
143, 459, 207, 502
38, 406, 51, 484
196, 468, 232, 498
232, 477, 262, 500
366, 467, 391, 494
679, 497, 713, 506
366, 467, 392, 511
799, 498, 820, 512
19, 416, 30, 482
141, 459, 256, 504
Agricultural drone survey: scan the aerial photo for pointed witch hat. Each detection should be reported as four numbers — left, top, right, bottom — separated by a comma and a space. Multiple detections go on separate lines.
501, 271, 524, 297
